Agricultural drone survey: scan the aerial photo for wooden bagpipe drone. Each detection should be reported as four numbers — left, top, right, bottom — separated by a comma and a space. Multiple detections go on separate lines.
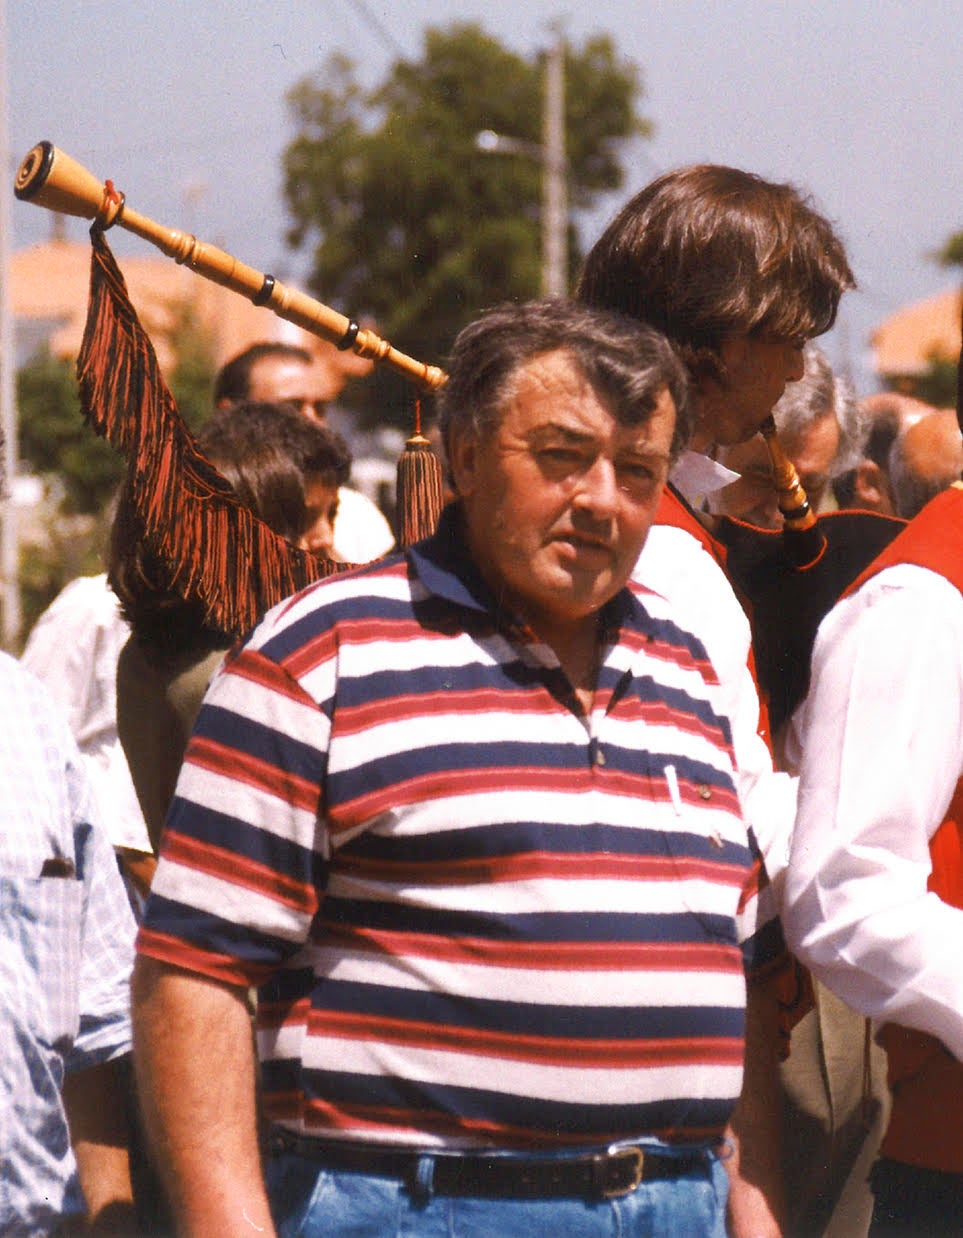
14, 139, 909, 728
14, 140, 448, 637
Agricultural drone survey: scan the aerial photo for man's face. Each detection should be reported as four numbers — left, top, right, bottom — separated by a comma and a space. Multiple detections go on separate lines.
449, 350, 675, 647
715, 410, 840, 528
705, 334, 806, 447
782, 411, 840, 514
246, 355, 330, 423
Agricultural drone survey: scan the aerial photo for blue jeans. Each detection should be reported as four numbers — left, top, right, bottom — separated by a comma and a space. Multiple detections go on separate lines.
266, 1145, 729, 1238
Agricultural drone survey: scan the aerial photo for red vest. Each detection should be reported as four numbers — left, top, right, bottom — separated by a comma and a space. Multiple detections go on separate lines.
845, 486, 963, 1171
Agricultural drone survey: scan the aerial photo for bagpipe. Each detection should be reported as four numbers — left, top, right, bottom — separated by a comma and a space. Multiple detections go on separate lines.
14, 141, 910, 726
14, 141, 447, 634
716, 421, 906, 734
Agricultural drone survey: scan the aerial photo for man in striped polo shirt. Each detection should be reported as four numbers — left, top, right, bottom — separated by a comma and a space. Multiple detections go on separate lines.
131, 299, 785, 1237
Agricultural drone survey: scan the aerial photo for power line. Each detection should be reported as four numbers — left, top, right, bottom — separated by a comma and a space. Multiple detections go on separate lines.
342, 0, 407, 59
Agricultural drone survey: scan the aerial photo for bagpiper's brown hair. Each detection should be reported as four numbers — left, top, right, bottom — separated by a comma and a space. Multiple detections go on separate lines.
577, 165, 855, 384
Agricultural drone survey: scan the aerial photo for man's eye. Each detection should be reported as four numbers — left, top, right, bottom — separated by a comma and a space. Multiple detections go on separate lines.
538, 447, 583, 466
618, 462, 657, 484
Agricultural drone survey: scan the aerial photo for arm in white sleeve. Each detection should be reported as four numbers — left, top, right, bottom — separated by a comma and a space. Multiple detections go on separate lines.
784, 565, 963, 1059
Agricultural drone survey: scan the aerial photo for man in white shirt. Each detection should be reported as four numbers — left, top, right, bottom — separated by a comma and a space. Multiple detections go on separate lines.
784, 481, 963, 1236
579, 163, 854, 892
22, 573, 156, 908
578, 164, 892, 1237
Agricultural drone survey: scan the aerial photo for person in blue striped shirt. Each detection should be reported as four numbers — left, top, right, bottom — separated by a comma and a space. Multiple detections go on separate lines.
2, 650, 137, 1234
132, 299, 785, 1238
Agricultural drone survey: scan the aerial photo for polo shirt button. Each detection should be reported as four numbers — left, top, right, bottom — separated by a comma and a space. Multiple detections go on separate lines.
596, 748, 606, 766
698, 784, 711, 800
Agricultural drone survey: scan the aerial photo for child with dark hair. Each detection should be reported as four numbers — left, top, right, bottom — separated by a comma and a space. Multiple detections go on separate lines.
112, 401, 351, 853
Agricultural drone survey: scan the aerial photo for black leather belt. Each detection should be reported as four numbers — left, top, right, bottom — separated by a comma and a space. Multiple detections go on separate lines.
265, 1129, 713, 1200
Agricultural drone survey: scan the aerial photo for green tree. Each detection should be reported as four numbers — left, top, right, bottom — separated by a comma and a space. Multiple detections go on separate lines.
282, 23, 648, 423
14, 302, 216, 640
165, 296, 218, 433
16, 347, 124, 515
910, 353, 958, 408
16, 301, 216, 516
935, 231, 963, 269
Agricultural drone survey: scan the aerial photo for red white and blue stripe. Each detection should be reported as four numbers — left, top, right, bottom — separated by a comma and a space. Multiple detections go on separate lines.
138, 507, 782, 1151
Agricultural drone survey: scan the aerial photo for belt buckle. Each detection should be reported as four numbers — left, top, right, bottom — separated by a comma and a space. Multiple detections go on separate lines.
600, 1144, 645, 1198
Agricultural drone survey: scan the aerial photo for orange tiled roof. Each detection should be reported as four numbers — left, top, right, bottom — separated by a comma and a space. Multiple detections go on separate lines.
871, 286, 962, 379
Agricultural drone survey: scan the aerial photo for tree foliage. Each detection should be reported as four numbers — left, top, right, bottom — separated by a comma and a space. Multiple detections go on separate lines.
16, 347, 124, 515
13, 302, 217, 644
909, 354, 958, 408
921, 229, 963, 406
165, 297, 218, 434
16, 298, 216, 516
282, 23, 648, 420
935, 231, 963, 269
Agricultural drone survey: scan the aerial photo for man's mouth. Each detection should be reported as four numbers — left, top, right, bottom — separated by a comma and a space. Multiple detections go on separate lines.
555, 531, 613, 558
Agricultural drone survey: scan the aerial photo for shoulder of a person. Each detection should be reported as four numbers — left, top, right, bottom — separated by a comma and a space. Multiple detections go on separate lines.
40, 572, 117, 615
635, 523, 747, 622
333, 485, 395, 561
243, 556, 409, 649
814, 562, 963, 667
845, 561, 963, 620
25, 572, 123, 639
4, 652, 77, 742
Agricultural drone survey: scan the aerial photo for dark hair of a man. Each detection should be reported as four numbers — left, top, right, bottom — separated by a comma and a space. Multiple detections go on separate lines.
438, 298, 692, 467
577, 165, 855, 384
212, 342, 313, 405
109, 401, 350, 658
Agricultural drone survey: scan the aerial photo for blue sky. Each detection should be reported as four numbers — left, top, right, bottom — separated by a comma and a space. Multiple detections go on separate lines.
7, 0, 963, 393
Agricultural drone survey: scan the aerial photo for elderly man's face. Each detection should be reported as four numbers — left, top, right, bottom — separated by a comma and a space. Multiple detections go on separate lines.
714, 410, 841, 528
449, 349, 675, 648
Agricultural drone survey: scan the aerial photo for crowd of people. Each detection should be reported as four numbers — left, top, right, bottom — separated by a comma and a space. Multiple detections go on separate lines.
4, 159, 963, 1238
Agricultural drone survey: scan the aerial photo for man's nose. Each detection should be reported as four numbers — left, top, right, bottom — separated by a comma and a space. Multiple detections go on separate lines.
574, 457, 619, 514
299, 522, 335, 558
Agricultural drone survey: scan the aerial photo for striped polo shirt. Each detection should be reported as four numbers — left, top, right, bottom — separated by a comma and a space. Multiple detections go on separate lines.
138, 506, 782, 1150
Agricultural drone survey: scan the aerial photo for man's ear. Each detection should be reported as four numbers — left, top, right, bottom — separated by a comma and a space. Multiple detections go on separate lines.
717, 334, 748, 380
853, 459, 891, 513
446, 428, 478, 499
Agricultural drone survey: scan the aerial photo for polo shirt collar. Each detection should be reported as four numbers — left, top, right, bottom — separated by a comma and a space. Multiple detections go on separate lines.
408, 502, 640, 637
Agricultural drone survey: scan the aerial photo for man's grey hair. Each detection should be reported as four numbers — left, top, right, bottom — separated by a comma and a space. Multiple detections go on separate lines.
772, 343, 864, 476
438, 299, 692, 466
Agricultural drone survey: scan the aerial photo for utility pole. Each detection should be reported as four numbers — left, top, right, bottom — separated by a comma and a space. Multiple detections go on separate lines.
475, 27, 568, 297
541, 28, 567, 297
0, 0, 21, 649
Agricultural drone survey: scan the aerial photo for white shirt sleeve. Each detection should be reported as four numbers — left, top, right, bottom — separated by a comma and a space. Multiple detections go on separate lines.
21, 575, 152, 855
784, 563, 963, 1059
634, 525, 797, 894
